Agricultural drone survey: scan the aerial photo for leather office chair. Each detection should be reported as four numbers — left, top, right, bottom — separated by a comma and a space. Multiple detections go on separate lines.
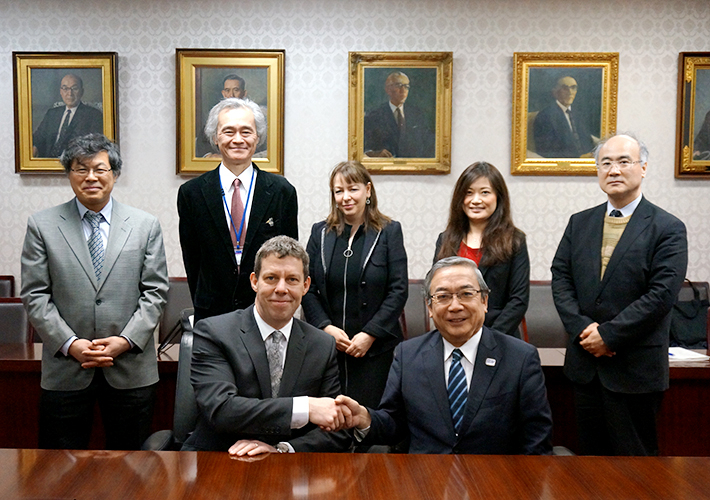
401, 279, 430, 340
0, 298, 33, 343
0, 275, 15, 297
158, 277, 193, 345
519, 281, 568, 348
143, 308, 198, 450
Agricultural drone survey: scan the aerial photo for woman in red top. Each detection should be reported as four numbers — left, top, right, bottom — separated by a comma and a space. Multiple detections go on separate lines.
434, 162, 529, 337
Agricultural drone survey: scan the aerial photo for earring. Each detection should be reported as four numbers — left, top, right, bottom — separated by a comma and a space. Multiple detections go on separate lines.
366, 198, 371, 205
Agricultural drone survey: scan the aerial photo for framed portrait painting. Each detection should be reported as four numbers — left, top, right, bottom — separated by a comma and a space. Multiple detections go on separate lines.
511, 52, 619, 176
176, 49, 285, 175
12, 52, 118, 174
675, 52, 710, 178
348, 52, 452, 174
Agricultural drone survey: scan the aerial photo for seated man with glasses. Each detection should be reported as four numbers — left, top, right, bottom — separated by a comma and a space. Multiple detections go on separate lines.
334, 256, 553, 454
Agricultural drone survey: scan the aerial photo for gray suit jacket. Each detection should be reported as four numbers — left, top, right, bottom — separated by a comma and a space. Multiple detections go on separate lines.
183, 305, 350, 452
21, 198, 169, 391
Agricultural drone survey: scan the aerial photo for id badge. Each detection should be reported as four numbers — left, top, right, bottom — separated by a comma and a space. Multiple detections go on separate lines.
234, 247, 243, 265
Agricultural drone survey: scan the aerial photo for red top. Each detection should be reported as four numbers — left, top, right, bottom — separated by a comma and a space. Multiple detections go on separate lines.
457, 241, 483, 265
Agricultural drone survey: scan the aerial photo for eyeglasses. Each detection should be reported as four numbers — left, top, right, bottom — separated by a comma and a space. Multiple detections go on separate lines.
596, 160, 642, 172
70, 167, 112, 177
388, 83, 410, 90
429, 290, 484, 306
60, 86, 81, 93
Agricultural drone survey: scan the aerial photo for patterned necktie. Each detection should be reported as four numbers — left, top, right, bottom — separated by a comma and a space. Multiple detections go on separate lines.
267, 330, 285, 398
84, 211, 105, 281
230, 178, 245, 248
610, 209, 623, 217
448, 349, 468, 434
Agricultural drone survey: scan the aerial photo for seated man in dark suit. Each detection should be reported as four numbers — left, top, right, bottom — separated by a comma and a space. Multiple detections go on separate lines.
533, 76, 596, 158
182, 236, 350, 455
335, 256, 553, 454
33, 74, 104, 158
364, 71, 435, 158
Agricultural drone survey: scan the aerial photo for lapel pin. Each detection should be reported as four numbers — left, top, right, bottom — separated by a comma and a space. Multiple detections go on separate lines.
266, 218, 274, 227
485, 358, 496, 367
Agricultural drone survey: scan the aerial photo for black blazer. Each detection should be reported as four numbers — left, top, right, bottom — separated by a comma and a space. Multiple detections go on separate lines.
302, 220, 408, 356
551, 197, 688, 393
366, 327, 553, 454
363, 102, 435, 158
32, 102, 104, 157
183, 305, 350, 452
177, 165, 298, 321
434, 232, 529, 337
533, 103, 595, 158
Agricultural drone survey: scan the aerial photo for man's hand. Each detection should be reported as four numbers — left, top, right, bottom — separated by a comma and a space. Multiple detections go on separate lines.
323, 325, 351, 352
365, 149, 393, 158
345, 332, 375, 358
228, 439, 277, 457
579, 323, 615, 358
75, 336, 131, 369
334, 395, 371, 431
308, 397, 345, 432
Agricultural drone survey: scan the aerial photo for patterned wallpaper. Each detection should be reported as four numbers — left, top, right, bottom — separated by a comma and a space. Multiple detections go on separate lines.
1, 0, 709, 286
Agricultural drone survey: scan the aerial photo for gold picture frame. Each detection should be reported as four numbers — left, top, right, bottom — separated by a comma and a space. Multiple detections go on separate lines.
511, 52, 619, 176
675, 52, 710, 178
348, 51, 452, 175
176, 49, 285, 175
13, 52, 118, 174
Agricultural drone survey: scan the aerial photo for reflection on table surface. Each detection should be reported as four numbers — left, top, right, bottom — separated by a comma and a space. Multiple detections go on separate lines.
0, 449, 709, 500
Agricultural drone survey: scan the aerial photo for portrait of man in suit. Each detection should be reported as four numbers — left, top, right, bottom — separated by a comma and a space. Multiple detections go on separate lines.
178, 98, 298, 322
32, 72, 104, 158
20, 133, 169, 450
335, 256, 553, 454
691, 69, 710, 160
551, 133, 688, 455
363, 69, 436, 158
182, 236, 350, 455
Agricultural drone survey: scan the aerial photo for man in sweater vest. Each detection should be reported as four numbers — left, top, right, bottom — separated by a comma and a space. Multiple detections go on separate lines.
551, 133, 688, 456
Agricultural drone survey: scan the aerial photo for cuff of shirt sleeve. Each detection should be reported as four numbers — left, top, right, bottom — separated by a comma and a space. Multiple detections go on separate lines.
291, 396, 309, 429
60, 336, 78, 356
354, 426, 371, 442
120, 334, 135, 349
278, 441, 296, 453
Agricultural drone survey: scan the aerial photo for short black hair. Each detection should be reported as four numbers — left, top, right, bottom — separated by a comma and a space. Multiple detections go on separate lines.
59, 133, 122, 175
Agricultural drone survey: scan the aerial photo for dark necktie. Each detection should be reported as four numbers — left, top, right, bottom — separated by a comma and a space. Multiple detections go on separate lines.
394, 107, 406, 152
267, 330, 285, 398
610, 209, 623, 217
448, 349, 467, 434
84, 211, 105, 281
52, 109, 73, 157
566, 108, 582, 154
230, 178, 245, 248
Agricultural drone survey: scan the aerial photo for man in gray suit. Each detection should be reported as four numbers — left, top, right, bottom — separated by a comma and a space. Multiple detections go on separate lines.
21, 133, 169, 450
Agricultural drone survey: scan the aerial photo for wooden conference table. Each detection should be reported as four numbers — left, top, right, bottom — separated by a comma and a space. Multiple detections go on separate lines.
1, 344, 709, 455
1, 448, 709, 499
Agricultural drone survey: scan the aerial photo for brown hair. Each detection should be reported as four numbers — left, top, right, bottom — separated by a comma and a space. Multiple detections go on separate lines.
436, 162, 523, 266
325, 161, 391, 235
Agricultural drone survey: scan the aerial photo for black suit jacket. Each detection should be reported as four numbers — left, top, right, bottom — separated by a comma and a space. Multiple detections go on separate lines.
183, 305, 350, 452
177, 165, 298, 321
302, 221, 408, 356
533, 103, 594, 158
32, 102, 104, 157
434, 232, 529, 337
365, 327, 552, 454
551, 197, 688, 393
364, 102, 435, 158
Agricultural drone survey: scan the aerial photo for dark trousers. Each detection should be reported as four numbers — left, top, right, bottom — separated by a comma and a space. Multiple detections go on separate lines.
39, 369, 156, 450
573, 375, 664, 456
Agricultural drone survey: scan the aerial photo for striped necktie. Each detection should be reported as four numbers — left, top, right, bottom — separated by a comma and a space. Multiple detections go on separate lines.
448, 349, 468, 434
84, 211, 105, 281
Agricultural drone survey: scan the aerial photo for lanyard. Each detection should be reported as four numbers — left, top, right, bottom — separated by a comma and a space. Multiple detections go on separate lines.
221, 167, 255, 251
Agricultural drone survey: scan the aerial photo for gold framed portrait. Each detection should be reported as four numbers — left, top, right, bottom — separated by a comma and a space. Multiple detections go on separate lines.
675, 52, 710, 178
176, 49, 285, 175
348, 51, 453, 175
511, 52, 619, 176
13, 52, 118, 174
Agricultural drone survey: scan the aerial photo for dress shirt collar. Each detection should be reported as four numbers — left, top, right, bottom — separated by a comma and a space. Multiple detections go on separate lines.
442, 327, 482, 366
606, 194, 642, 217
389, 101, 404, 116
75, 197, 112, 225
555, 100, 571, 113
253, 306, 293, 342
219, 163, 255, 195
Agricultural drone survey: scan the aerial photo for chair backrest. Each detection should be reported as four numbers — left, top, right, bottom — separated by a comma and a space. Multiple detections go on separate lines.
159, 277, 194, 344
671, 280, 709, 350
521, 281, 568, 348
0, 298, 32, 343
401, 279, 430, 340
173, 308, 199, 446
0, 276, 15, 298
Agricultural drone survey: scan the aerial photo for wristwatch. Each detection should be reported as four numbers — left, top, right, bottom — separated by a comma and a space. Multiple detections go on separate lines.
275, 442, 290, 454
